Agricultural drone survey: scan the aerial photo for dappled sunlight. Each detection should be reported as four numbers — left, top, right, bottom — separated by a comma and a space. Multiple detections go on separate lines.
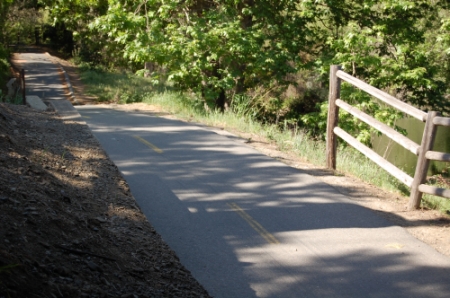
234, 181, 268, 189
115, 160, 155, 168
16, 53, 68, 100
178, 190, 263, 202
77, 105, 450, 297
230, 239, 450, 297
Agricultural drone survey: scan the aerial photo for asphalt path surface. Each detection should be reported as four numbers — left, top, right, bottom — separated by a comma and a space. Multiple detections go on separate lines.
15, 50, 67, 101
76, 105, 450, 298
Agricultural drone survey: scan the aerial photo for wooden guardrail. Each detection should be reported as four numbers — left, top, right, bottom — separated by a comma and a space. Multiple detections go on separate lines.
326, 65, 450, 210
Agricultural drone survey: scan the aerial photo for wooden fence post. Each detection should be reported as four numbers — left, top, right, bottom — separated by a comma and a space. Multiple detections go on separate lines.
21, 69, 26, 105
408, 111, 439, 210
326, 65, 341, 169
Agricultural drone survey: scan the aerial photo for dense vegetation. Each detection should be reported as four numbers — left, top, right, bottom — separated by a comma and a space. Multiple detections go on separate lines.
2, 1, 450, 132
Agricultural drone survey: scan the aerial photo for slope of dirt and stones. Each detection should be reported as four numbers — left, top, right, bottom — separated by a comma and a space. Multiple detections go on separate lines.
0, 103, 210, 298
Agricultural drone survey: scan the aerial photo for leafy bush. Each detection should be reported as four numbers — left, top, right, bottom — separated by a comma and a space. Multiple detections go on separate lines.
0, 45, 11, 97
300, 83, 406, 145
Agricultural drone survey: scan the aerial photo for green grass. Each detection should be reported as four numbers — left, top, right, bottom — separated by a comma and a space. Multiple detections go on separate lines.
79, 67, 450, 215
79, 64, 168, 103
422, 175, 450, 213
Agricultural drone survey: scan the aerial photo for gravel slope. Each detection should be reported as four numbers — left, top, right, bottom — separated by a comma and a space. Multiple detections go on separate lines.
0, 103, 210, 297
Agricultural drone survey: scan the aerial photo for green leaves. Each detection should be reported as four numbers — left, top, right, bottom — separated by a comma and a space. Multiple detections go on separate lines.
83, 0, 315, 108
40, 0, 450, 118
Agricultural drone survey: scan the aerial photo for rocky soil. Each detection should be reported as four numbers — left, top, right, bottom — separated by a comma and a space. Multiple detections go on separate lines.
0, 103, 210, 297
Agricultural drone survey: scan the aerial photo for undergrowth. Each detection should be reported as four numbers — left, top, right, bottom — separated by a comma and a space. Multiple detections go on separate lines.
79, 68, 450, 215
78, 63, 168, 103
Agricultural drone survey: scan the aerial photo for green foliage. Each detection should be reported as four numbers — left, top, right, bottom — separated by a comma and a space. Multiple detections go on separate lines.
0, 0, 13, 43
4, 94, 23, 105
229, 94, 259, 119
41, 0, 450, 145
1, 0, 44, 45
79, 66, 167, 104
301, 83, 406, 144
88, 0, 312, 108
0, 45, 10, 97
308, 0, 449, 114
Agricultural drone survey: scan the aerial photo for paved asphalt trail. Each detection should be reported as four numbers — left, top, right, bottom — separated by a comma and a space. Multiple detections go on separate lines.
16, 49, 450, 296
75, 105, 450, 298
15, 50, 67, 101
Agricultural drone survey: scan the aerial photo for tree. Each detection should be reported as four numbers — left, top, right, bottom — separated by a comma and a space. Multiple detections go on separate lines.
0, 0, 13, 44
302, 0, 449, 113
43, 0, 450, 115
1, 0, 43, 45
41, 0, 108, 62
90, 0, 313, 109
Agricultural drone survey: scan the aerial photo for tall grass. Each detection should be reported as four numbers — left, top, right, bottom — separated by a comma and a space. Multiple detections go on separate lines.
79, 63, 168, 103
79, 67, 450, 215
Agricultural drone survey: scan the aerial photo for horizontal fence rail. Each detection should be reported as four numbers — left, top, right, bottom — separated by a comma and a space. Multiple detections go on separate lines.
333, 127, 414, 187
335, 99, 421, 155
336, 70, 428, 122
326, 65, 450, 210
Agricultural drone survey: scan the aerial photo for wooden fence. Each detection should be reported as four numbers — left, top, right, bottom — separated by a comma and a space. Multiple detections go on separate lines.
326, 65, 450, 210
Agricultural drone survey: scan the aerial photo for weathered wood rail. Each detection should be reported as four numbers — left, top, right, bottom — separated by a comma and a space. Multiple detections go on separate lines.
326, 65, 450, 210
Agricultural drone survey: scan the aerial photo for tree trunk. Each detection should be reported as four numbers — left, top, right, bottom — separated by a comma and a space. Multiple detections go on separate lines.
215, 88, 226, 111
144, 62, 153, 78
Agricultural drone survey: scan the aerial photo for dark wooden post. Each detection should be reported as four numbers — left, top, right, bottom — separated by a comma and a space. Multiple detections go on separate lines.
408, 111, 439, 210
144, 62, 153, 78
326, 65, 341, 169
21, 69, 26, 105
35, 26, 40, 45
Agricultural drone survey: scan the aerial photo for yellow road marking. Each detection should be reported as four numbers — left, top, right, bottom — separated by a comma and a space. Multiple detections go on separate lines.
133, 135, 163, 154
385, 243, 405, 249
228, 202, 280, 245
82, 116, 91, 119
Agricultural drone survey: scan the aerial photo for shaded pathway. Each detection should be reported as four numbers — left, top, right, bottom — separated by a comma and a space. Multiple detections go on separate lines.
76, 105, 450, 298
12, 47, 67, 102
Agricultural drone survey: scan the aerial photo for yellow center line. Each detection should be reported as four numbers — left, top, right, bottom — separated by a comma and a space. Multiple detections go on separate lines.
228, 202, 280, 245
133, 135, 163, 154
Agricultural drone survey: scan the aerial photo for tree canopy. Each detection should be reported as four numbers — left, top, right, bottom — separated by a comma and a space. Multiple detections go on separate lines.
5, 0, 450, 116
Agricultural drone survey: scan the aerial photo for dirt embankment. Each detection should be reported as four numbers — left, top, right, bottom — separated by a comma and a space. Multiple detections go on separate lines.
0, 103, 210, 297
